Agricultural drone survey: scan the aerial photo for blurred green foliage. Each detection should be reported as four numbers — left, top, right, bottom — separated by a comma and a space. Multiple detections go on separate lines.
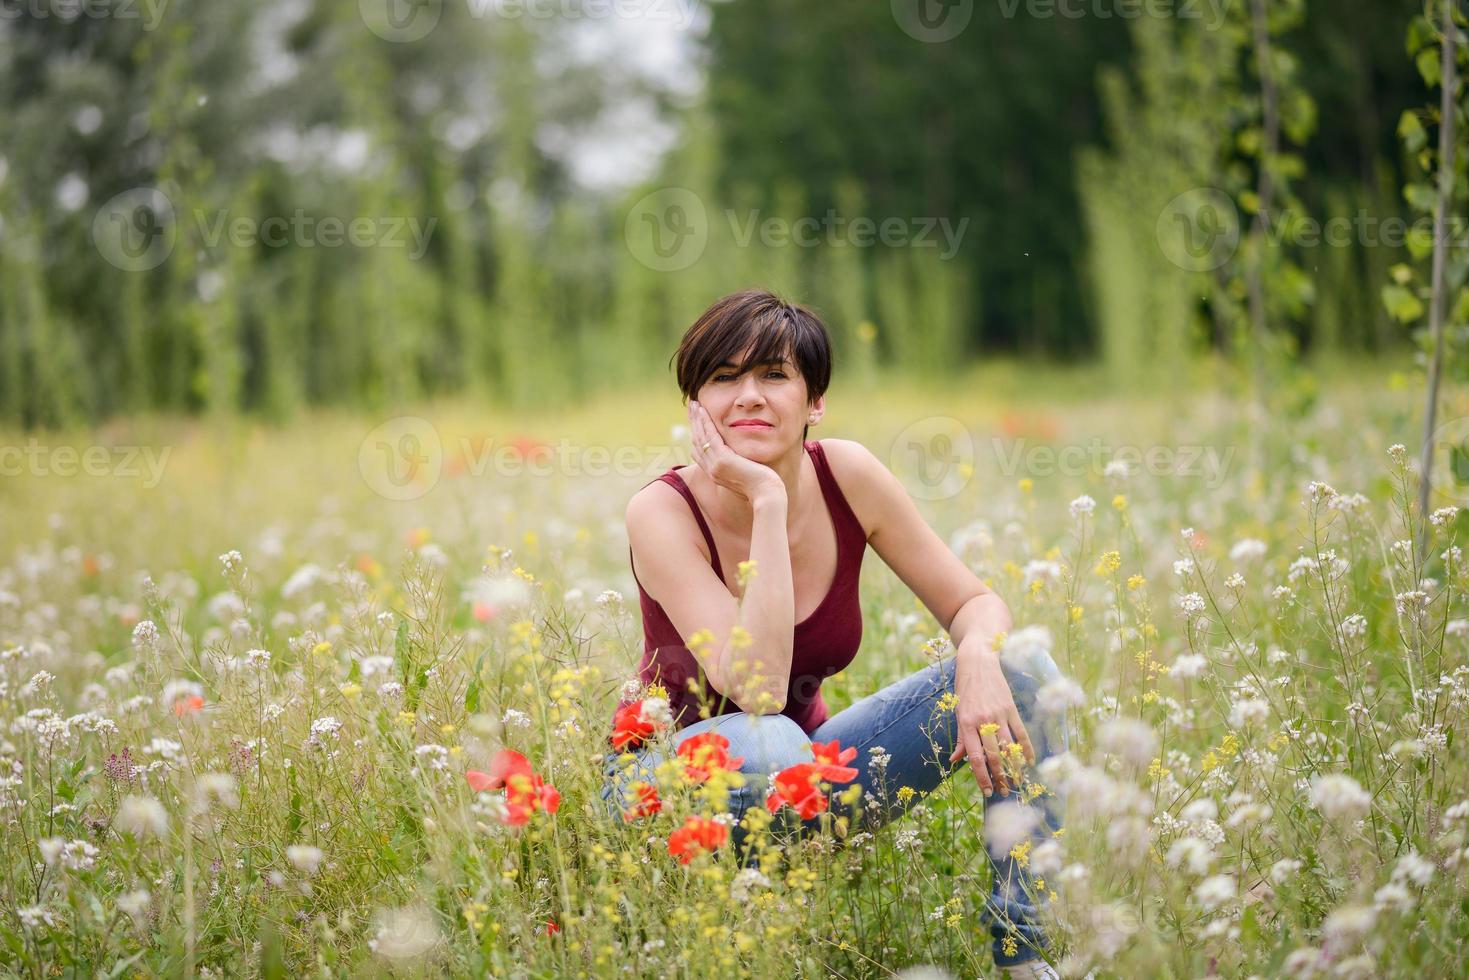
0, 0, 1434, 428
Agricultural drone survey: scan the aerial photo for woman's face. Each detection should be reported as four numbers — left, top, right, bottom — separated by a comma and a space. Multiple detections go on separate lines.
695, 348, 820, 462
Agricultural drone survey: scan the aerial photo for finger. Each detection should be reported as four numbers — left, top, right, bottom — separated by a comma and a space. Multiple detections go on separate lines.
980, 730, 1008, 797
960, 729, 993, 797
1009, 708, 1036, 766
696, 403, 724, 453
996, 722, 1021, 794
691, 406, 716, 464
689, 405, 710, 466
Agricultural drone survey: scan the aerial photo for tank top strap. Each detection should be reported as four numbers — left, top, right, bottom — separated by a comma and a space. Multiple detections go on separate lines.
804, 440, 865, 562
656, 471, 725, 581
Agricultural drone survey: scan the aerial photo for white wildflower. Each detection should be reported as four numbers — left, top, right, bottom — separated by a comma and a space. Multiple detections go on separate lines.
117, 795, 169, 839
286, 844, 324, 875
1229, 538, 1267, 562
1036, 676, 1085, 716
729, 868, 772, 903
369, 904, 442, 960
1227, 698, 1270, 728
131, 620, 160, 652
1165, 836, 1214, 875
1170, 654, 1208, 679
1270, 858, 1302, 884
1097, 717, 1157, 766
1192, 874, 1234, 911
1309, 773, 1370, 821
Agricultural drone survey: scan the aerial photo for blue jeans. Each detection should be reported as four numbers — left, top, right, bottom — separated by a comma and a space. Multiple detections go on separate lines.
601, 648, 1069, 969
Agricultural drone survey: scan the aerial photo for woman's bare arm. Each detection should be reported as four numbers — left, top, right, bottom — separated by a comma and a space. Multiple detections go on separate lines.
625, 484, 795, 714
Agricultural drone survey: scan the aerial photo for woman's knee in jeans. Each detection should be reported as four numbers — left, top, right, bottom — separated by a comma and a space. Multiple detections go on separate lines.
998, 646, 1070, 758
696, 711, 812, 781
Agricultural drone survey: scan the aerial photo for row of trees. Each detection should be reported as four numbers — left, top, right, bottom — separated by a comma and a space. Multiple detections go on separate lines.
0, 0, 1440, 427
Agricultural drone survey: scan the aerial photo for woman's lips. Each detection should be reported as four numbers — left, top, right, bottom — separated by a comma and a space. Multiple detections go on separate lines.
729, 421, 772, 428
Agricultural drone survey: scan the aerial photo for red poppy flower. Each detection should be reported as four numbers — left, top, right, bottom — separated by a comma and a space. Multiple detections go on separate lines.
666, 815, 729, 864
544, 919, 560, 936
465, 749, 560, 825
765, 763, 834, 820
612, 700, 664, 752
675, 732, 745, 783
622, 781, 662, 822
172, 694, 205, 717
507, 435, 550, 462
809, 739, 859, 782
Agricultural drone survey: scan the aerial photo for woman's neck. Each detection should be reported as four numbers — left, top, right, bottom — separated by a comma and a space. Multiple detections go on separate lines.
702, 441, 811, 537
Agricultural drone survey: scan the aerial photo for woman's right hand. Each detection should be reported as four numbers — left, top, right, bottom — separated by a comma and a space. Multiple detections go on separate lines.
688, 400, 786, 504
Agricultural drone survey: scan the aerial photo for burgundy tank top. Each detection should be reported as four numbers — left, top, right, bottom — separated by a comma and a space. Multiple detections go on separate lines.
607, 440, 867, 745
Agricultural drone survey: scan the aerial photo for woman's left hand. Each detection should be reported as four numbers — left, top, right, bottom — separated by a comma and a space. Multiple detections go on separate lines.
947, 647, 1035, 798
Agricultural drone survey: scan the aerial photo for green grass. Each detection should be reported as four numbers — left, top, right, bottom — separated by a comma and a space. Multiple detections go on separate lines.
0, 355, 1465, 978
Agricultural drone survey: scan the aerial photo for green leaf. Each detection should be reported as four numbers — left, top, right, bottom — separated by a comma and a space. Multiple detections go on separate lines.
1408, 15, 1435, 56
287, 771, 303, 839
1405, 181, 1438, 213
1382, 284, 1426, 324
465, 651, 486, 712
1399, 110, 1428, 155
1418, 46, 1443, 89
260, 922, 287, 980
1450, 442, 1469, 486
1407, 224, 1436, 261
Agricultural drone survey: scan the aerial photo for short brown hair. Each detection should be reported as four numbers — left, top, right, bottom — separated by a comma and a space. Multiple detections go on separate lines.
671, 289, 833, 441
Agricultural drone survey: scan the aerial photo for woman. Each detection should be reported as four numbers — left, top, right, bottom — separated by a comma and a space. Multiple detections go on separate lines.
602, 288, 1069, 979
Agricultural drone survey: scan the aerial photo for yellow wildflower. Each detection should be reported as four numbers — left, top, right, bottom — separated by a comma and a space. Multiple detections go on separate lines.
736, 559, 758, 589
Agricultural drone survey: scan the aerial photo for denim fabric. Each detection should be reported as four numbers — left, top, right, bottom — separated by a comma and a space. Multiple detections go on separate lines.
602, 648, 1069, 968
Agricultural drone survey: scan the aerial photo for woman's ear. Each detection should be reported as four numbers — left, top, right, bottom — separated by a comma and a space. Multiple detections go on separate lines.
806, 394, 826, 427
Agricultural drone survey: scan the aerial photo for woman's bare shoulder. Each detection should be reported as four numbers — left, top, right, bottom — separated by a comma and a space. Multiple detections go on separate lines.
811, 438, 885, 539
813, 437, 882, 483
627, 471, 690, 520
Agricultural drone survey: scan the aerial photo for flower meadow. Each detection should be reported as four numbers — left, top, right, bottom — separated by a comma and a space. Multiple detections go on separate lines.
1, 370, 1467, 977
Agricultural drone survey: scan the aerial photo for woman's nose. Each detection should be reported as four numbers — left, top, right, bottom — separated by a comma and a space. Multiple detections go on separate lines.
735, 374, 765, 404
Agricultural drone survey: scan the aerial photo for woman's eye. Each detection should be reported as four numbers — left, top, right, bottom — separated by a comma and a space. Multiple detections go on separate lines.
767, 371, 787, 379
713, 374, 733, 382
